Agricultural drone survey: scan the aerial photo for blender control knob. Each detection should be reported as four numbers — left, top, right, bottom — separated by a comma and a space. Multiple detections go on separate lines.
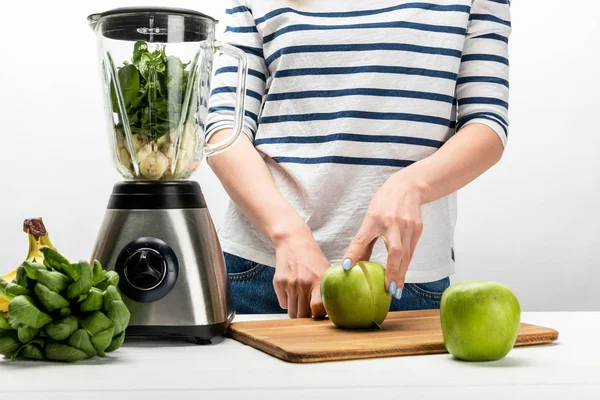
115, 237, 179, 303
124, 248, 166, 290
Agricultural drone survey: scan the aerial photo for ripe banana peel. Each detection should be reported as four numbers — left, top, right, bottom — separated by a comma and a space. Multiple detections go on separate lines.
0, 218, 60, 313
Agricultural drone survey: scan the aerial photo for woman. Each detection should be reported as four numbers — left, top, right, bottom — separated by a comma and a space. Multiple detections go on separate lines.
206, 0, 511, 318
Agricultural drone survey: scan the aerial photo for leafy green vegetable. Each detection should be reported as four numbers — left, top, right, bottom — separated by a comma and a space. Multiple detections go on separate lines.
58, 307, 72, 317
0, 277, 9, 298
80, 288, 103, 312
5, 282, 32, 299
7, 314, 20, 330
96, 270, 119, 290
22, 260, 47, 280
44, 315, 78, 341
0, 314, 10, 330
0, 330, 20, 356
40, 246, 71, 276
37, 269, 71, 293
22, 343, 44, 360
68, 329, 96, 357
17, 325, 39, 343
8, 295, 52, 329
107, 300, 130, 337
91, 327, 115, 357
15, 266, 27, 287
92, 260, 105, 286
110, 40, 195, 142
66, 261, 92, 299
79, 311, 114, 336
44, 343, 88, 362
35, 283, 69, 312
106, 331, 126, 353
4, 235, 130, 362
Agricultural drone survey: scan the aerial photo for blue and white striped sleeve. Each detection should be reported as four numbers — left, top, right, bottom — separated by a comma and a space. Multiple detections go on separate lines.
206, 0, 267, 142
456, 0, 512, 147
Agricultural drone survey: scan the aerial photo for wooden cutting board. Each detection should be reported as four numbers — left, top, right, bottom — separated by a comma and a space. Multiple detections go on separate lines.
228, 309, 559, 363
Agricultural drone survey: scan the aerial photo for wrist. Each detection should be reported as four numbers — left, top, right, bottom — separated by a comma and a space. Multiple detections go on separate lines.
391, 169, 430, 204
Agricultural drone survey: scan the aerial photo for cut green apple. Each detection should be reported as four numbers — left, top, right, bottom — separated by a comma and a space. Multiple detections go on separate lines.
321, 261, 393, 329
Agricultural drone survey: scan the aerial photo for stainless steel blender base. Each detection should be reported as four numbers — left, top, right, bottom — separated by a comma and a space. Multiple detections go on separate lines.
91, 196, 234, 343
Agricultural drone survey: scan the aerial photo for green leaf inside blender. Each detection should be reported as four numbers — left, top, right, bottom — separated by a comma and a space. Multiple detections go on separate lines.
112, 41, 198, 180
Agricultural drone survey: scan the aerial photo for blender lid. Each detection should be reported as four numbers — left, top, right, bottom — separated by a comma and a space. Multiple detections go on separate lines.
88, 7, 218, 42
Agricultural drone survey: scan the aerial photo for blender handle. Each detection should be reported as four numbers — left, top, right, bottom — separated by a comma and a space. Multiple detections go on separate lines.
204, 41, 249, 157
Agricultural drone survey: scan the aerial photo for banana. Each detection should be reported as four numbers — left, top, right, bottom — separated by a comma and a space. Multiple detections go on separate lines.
1, 218, 58, 313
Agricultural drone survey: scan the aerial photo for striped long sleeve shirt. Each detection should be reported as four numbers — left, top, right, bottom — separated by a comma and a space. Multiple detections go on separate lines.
206, 0, 511, 283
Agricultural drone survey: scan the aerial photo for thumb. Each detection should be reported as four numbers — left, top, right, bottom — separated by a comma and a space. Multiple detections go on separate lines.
310, 285, 326, 319
342, 226, 376, 271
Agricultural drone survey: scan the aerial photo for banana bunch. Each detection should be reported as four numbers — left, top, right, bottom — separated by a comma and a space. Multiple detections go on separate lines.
0, 218, 60, 313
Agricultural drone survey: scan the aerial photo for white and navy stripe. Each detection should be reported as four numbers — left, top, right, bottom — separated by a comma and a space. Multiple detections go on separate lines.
207, 0, 511, 280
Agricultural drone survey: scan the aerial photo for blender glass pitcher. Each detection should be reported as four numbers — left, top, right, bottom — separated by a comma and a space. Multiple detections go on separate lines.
88, 7, 248, 180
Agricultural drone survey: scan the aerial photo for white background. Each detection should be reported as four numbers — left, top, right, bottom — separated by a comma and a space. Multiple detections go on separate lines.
0, 0, 598, 311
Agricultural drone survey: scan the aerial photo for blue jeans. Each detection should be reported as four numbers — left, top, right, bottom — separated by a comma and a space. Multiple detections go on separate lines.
225, 253, 450, 314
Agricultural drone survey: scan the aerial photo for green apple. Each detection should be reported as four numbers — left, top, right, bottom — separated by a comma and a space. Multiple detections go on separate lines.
321, 261, 392, 329
440, 280, 521, 361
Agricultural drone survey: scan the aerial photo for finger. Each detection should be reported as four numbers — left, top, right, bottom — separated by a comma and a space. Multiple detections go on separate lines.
342, 222, 377, 271
383, 230, 404, 298
273, 271, 288, 310
310, 285, 327, 319
409, 219, 424, 267
286, 284, 299, 318
395, 224, 414, 297
297, 283, 311, 318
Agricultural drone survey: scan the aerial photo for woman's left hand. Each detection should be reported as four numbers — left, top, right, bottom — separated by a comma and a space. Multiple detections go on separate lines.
342, 172, 425, 300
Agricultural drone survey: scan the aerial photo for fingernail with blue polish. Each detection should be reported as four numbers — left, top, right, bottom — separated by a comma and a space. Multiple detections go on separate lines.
388, 281, 397, 295
342, 259, 352, 271
395, 287, 403, 300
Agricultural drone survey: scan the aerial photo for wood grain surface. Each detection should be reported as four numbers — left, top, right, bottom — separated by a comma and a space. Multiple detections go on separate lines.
228, 309, 559, 363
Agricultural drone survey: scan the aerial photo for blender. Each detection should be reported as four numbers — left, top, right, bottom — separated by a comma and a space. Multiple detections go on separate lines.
87, 7, 248, 343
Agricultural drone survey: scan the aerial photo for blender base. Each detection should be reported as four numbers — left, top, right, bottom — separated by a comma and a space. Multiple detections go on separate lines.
125, 320, 232, 345
91, 181, 235, 346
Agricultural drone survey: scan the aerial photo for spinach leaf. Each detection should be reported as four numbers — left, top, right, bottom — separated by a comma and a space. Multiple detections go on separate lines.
91, 327, 115, 357
22, 343, 45, 360
44, 315, 78, 341
66, 261, 93, 299
107, 301, 130, 336
58, 307, 71, 317
91, 260, 105, 286
105, 331, 126, 353
111, 64, 141, 114
0, 314, 10, 330
68, 329, 96, 357
5, 282, 32, 299
79, 311, 114, 336
37, 269, 71, 293
0, 330, 20, 356
40, 246, 71, 275
35, 283, 69, 312
132, 40, 148, 65
22, 260, 46, 280
15, 266, 28, 287
44, 343, 88, 362
80, 288, 104, 312
17, 325, 39, 343
8, 295, 52, 329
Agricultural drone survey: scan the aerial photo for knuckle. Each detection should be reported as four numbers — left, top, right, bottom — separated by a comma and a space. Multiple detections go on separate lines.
382, 214, 397, 226
388, 244, 404, 255
366, 210, 382, 222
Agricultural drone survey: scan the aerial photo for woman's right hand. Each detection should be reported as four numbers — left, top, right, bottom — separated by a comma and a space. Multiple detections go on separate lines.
272, 224, 329, 319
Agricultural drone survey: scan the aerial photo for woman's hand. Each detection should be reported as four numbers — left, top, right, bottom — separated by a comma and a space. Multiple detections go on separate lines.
272, 224, 329, 319
342, 172, 426, 300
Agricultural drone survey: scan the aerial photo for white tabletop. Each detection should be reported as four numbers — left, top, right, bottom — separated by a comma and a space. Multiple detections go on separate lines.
2, 312, 599, 400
